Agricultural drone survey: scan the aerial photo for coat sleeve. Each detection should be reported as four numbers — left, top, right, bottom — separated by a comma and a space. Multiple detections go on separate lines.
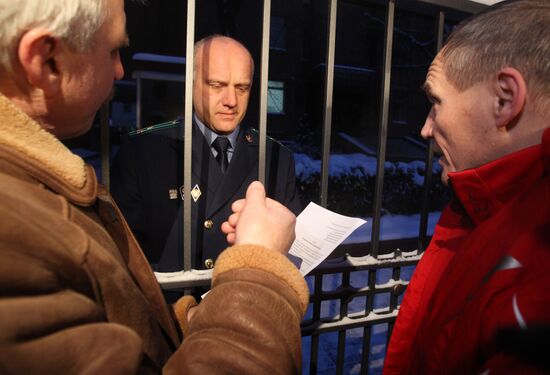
164, 244, 309, 375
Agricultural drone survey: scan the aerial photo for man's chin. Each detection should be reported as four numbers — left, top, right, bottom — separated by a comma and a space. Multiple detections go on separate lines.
55, 121, 94, 140
211, 121, 239, 134
439, 163, 454, 186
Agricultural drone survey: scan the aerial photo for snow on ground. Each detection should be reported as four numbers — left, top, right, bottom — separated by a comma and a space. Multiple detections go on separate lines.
294, 153, 441, 185
345, 211, 441, 244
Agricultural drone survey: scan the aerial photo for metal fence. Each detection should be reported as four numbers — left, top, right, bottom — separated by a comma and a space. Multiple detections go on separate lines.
99, 0, 486, 373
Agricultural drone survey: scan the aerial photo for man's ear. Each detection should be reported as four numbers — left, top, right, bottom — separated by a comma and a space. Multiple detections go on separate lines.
17, 29, 61, 96
494, 67, 526, 129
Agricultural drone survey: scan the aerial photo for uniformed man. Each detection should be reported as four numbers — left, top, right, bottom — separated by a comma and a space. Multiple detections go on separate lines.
111, 35, 301, 272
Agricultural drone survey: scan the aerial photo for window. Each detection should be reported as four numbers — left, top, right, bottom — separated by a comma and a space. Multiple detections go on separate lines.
267, 80, 284, 114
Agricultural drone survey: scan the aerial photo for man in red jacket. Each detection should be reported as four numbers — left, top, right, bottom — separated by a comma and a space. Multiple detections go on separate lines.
384, 0, 550, 373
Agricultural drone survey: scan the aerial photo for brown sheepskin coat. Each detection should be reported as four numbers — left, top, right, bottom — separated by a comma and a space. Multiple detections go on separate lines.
0, 94, 309, 374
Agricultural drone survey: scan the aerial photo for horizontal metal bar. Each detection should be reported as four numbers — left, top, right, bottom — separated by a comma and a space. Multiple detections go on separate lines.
301, 308, 398, 336
304, 280, 410, 303
309, 250, 422, 274
416, 0, 488, 13
156, 249, 421, 290
156, 269, 212, 290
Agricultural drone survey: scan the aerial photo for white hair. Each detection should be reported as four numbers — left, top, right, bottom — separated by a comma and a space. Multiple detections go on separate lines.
0, 0, 107, 71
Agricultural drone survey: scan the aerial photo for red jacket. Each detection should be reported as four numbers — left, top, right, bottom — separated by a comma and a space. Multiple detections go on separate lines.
384, 128, 550, 374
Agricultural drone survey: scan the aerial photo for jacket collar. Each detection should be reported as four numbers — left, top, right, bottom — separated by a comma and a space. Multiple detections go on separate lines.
0, 94, 96, 206
448, 128, 548, 226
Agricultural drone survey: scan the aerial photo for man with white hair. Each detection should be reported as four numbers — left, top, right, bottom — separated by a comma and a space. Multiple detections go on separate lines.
0, 0, 307, 373
384, 0, 550, 373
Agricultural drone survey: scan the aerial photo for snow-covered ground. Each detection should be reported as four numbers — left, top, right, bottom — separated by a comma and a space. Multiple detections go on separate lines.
345, 211, 440, 244
294, 152, 441, 183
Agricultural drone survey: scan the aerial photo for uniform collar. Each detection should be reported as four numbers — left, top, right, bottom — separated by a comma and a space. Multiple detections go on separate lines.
193, 113, 240, 150
448, 128, 548, 226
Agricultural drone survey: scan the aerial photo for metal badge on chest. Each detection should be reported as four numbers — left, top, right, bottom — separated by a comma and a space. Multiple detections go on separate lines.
168, 184, 202, 202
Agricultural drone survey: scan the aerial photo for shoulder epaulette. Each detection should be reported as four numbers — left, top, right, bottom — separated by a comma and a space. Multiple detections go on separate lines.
128, 119, 182, 137
248, 127, 283, 146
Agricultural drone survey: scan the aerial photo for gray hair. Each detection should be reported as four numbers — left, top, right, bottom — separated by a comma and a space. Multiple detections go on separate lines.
0, 0, 107, 72
440, 0, 550, 114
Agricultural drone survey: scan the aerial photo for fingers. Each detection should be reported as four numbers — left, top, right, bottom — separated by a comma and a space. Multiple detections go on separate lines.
221, 221, 235, 235
229, 212, 239, 227
224, 181, 294, 251
230, 182, 266, 215
224, 212, 239, 228
226, 233, 236, 245
222, 223, 236, 244
231, 198, 245, 213
244, 181, 266, 206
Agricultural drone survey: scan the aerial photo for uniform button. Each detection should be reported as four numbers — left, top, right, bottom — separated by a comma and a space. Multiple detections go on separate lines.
204, 258, 214, 269
204, 219, 213, 229
245, 134, 253, 143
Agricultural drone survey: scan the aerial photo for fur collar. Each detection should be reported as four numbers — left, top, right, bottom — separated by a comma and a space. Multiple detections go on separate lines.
0, 94, 87, 189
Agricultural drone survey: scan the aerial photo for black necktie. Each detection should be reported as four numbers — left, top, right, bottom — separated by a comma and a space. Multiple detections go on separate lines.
212, 136, 231, 174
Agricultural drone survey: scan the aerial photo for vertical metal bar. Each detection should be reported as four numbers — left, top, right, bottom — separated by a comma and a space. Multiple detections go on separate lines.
370, 0, 395, 258
418, 11, 444, 252
182, 0, 195, 272
340, 272, 350, 317
387, 320, 395, 349
366, 269, 376, 314
310, 334, 320, 374
258, 0, 271, 184
100, 102, 110, 190
363, 269, 376, 373
320, 0, 338, 207
309, 274, 323, 375
336, 330, 347, 375
336, 271, 349, 374
312, 274, 323, 320
360, 326, 372, 375
389, 266, 401, 311
136, 76, 142, 129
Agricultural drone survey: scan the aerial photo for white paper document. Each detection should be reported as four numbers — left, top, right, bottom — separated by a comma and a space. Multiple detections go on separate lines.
288, 202, 366, 275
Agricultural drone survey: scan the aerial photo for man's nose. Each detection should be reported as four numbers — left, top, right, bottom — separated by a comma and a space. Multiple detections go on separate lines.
221, 87, 237, 107
114, 55, 124, 81
420, 112, 433, 140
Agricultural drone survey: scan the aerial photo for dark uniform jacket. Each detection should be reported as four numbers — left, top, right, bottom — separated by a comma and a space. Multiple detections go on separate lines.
111, 120, 301, 271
